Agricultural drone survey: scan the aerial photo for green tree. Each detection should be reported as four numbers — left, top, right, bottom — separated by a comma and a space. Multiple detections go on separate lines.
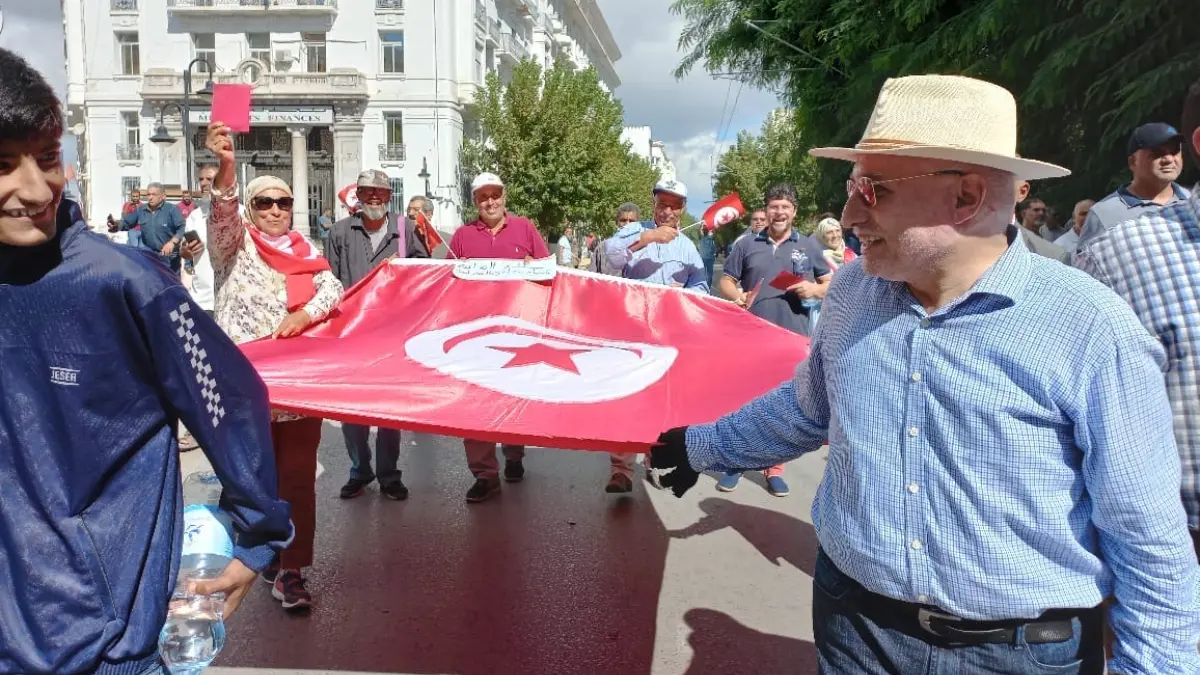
672, 0, 1200, 214
461, 60, 660, 240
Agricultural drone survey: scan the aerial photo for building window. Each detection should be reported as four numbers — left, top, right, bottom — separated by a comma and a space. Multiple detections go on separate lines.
389, 178, 405, 214
193, 34, 215, 73
384, 113, 403, 146
303, 33, 326, 74
248, 33, 271, 69
122, 112, 140, 147
115, 32, 140, 75
381, 31, 405, 74
475, 46, 484, 84
122, 176, 141, 197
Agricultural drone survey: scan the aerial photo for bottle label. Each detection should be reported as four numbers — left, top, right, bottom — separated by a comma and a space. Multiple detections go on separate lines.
181, 504, 234, 559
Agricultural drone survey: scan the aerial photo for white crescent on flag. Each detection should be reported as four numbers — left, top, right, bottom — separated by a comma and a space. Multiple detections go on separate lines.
405, 316, 678, 404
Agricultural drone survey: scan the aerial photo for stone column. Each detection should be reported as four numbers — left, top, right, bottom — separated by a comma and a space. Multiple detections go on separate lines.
332, 105, 366, 219
288, 126, 310, 233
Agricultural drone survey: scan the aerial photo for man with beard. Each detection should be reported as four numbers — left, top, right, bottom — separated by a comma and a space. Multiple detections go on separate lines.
326, 169, 429, 500
647, 74, 1198, 674
1074, 123, 1191, 255
715, 184, 831, 497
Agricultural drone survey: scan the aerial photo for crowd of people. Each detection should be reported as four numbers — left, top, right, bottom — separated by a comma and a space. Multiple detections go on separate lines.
2, 39, 1200, 674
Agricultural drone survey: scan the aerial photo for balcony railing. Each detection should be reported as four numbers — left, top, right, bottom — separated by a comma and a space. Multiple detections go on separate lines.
111, 0, 139, 11
487, 18, 502, 45
142, 67, 368, 101
375, 0, 402, 8
116, 143, 143, 161
379, 144, 406, 162
167, 0, 337, 14
501, 33, 529, 62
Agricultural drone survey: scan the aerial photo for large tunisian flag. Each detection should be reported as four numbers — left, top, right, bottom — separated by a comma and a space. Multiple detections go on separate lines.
240, 260, 810, 453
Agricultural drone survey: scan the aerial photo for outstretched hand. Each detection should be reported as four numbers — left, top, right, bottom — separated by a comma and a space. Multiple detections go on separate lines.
189, 558, 258, 619
649, 427, 700, 498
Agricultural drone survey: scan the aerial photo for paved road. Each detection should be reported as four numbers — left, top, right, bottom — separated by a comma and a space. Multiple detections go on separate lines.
182, 420, 825, 675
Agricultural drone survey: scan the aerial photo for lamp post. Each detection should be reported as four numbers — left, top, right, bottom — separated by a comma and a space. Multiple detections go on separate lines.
418, 157, 432, 199
176, 58, 215, 191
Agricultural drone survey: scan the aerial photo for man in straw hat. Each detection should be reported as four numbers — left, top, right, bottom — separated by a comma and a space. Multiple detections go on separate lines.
647, 74, 1199, 673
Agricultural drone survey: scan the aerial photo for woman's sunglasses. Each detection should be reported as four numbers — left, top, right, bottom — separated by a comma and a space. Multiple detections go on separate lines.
251, 196, 295, 211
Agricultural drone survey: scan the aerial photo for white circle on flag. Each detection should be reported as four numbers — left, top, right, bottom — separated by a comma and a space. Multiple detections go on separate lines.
405, 316, 678, 403
714, 206, 740, 227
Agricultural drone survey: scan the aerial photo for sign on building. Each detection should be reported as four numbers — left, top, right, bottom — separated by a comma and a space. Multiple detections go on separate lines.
189, 106, 336, 127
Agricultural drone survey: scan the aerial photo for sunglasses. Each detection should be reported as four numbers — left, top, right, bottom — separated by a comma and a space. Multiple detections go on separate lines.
251, 196, 295, 211
847, 170, 965, 207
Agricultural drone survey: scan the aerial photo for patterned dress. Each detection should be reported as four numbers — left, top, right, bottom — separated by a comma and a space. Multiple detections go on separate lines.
208, 186, 343, 421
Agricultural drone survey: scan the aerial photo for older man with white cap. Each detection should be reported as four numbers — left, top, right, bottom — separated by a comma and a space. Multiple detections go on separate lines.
648, 75, 1199, 674
449, 172, 550, 503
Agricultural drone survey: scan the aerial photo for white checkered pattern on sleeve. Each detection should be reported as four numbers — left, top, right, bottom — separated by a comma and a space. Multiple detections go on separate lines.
1076, 188, 1200, 530
169, 302, 226, 428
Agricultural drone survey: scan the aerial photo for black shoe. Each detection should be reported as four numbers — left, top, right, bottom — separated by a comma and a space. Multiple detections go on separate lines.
380, 480, 409, 501
465, 478, 501, 503
503, 460, 525, 483
340, 476, 374, 499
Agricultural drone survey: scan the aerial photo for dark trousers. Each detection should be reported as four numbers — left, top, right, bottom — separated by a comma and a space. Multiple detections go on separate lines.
342, 424, 402, 485
812, 550, 1104, 674
271, 417, 322, 570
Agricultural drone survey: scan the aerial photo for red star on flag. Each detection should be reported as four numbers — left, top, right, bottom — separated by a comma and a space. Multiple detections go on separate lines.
488, 342, 594, 374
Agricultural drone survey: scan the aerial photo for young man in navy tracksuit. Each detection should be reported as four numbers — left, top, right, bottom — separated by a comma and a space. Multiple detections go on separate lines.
0, 48, 293, 675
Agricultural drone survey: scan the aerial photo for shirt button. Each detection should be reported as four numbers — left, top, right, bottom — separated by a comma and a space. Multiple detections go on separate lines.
907, 483, 920, 494
920, 318, 931, 329
910, 372, 922, 382
908, 426, 920, 437
917, 594, 929, 603
911, 539, 923, 550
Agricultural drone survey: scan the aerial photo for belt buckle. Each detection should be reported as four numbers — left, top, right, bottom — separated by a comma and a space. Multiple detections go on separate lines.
917, 607, 961, 636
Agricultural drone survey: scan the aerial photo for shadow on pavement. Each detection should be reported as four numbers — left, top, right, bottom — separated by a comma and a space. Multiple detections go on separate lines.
216, 432, 668, 675
668, 497, 819, 576
682, 609, 818, 675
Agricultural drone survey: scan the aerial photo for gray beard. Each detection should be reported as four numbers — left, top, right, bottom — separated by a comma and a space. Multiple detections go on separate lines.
362, 205, 388, 221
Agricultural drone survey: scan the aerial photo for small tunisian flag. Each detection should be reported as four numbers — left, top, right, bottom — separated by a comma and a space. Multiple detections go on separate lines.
414, 210, 445, 254
337, 184, 360, 214
701, 193, 746, 232
240, 261, 809, 453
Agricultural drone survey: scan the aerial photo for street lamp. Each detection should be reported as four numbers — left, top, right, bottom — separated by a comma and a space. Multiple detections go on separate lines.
149, 103, 183, 148
418, 157, 432, 199
178, 57, 215, 191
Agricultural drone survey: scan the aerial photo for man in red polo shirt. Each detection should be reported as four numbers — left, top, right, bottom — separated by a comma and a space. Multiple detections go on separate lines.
449, 172, 551, 502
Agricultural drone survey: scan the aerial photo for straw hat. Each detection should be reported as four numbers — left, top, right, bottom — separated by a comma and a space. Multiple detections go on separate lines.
809, 75, 1070, 180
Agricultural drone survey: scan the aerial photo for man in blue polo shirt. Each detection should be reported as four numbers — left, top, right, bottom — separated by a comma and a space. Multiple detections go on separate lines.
715, 183, 831, 496
117, 181, 186, 274
1074, 122, 1191, 257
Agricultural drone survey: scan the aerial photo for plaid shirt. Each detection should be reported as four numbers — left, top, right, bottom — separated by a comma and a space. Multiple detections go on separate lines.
1077, 187, 1200, 532
687, 237, 1200, 673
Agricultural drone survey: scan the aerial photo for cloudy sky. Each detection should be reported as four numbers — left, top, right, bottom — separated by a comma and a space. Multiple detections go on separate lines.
596, 0, 780, 212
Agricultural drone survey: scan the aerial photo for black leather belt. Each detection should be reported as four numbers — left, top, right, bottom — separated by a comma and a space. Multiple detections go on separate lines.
861, 590, 1091, 646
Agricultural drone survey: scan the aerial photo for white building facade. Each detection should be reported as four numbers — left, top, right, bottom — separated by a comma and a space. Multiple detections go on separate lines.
63, 0, 620, 235
621, 125, 676, 182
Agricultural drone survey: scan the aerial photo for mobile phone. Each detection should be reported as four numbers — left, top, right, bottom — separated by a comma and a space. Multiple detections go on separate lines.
183, 230, 201, 244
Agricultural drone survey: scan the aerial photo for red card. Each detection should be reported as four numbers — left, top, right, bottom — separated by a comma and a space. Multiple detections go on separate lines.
768, 271, 805, 291
211, 83, 253, 133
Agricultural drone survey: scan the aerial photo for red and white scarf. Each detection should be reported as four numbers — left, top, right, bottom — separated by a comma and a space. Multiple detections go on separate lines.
246, 227, 331, 312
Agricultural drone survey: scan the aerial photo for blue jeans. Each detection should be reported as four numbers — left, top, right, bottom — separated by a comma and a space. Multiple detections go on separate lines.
811, 550, 1104, 674
702, 257, 715, 288
342, 424, 402, 485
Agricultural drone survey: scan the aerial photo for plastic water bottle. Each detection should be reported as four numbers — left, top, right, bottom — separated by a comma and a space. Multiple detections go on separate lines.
159, 472, 233, 674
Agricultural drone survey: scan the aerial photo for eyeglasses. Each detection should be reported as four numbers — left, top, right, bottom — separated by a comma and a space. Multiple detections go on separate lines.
847, 170, 965, 207
251, 196, 295, 211
617, 216, 639, 224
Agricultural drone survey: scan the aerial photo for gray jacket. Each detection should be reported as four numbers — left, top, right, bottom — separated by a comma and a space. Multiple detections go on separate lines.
325, 211, 429, 290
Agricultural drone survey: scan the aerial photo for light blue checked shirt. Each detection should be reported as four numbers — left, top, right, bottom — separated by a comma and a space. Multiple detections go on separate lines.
603, 221, 710, 293
687, 236, 1200, 674
1077, 186, 1200, 533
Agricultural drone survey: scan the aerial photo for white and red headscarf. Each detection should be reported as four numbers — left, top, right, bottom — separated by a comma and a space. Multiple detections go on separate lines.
244, 175, 331, 312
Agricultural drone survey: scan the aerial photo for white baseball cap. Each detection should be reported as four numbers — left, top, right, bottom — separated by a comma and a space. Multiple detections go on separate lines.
471, 172, 505, 194
653, 178, 687, 200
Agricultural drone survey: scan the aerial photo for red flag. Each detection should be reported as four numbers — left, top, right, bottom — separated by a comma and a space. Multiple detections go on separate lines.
414, 211, 445, 254
240, 261, 809, 453
337, 184, 360, 214
701, 193, 746, 231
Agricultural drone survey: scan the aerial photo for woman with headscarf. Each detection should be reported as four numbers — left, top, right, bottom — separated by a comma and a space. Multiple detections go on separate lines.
205, 121, 344, 612
815, 216, 856, 271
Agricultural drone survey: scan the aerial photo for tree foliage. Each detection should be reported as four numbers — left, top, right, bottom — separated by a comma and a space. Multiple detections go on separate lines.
461, 60, 660, 240
713, 109, 821, 246
672, 0, 1200, 214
